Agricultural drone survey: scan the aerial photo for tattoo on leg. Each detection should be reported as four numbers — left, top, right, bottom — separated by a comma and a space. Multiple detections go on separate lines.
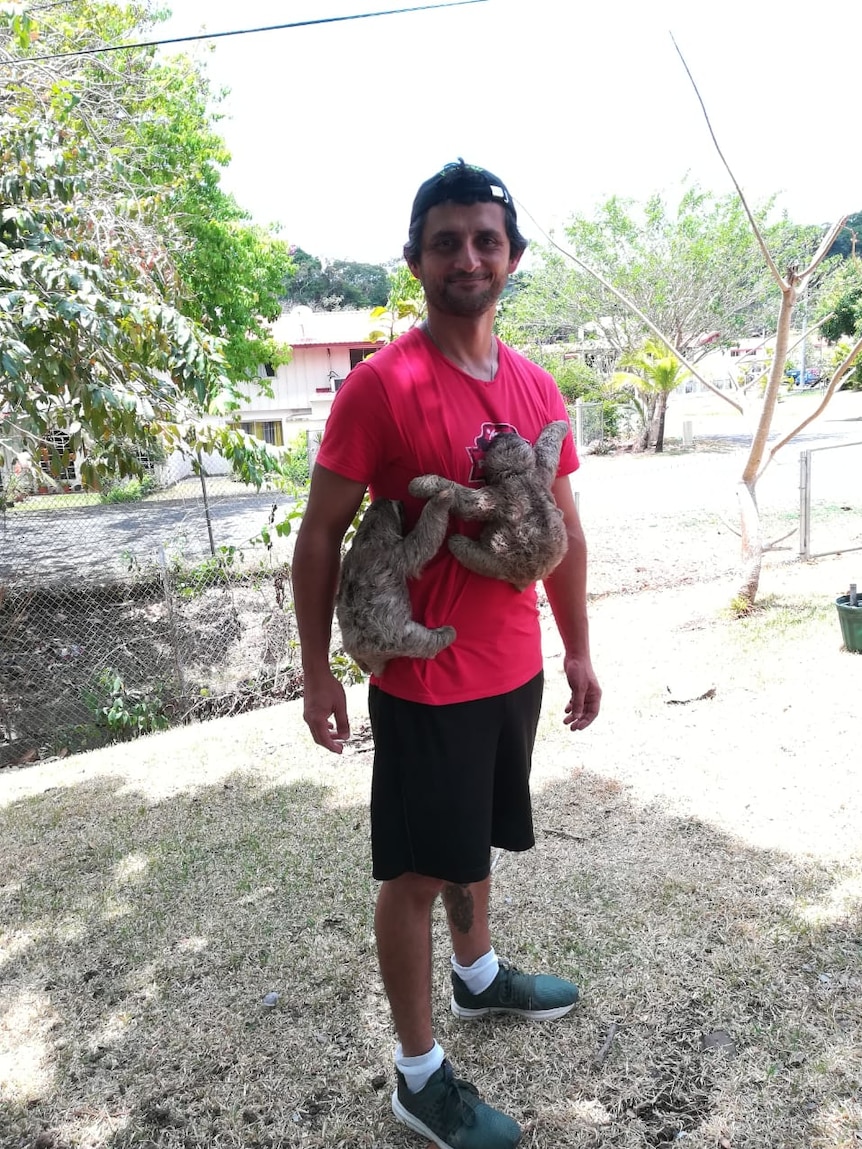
443, 883, 474, 935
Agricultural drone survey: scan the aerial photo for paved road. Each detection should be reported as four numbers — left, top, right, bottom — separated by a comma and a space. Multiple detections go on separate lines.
1, 487, 298, 589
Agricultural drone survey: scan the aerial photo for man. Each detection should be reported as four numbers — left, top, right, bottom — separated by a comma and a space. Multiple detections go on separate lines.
291, 160, 601, 1149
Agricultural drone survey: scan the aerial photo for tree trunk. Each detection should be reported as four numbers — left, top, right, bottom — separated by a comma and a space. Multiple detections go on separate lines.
636, 393, 657, 451
734, 277, 798, 607
735, 478, 763, 608
653, 392, 669, 453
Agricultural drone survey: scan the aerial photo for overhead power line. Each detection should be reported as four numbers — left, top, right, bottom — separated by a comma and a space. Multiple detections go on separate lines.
18, 1, 489, 63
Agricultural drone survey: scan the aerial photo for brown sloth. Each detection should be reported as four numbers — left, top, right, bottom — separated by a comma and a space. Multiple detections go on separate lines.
335, 491, 456, 676
408, 420, 569, 592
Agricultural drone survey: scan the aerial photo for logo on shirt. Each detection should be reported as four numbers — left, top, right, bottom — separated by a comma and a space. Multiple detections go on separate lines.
466, 421, 522, 483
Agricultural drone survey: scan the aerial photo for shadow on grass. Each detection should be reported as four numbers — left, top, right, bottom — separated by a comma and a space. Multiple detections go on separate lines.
0, 764, 859, 1148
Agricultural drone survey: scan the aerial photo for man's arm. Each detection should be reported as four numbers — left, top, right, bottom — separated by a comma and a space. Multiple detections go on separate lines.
291, 464, 367, 753
543, 475, 601, 731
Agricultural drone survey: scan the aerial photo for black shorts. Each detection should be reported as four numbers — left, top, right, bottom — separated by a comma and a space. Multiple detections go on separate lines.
368, 672, 544, 884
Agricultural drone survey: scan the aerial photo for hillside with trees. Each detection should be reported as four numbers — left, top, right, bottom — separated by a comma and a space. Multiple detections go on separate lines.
281, 248, 390, 310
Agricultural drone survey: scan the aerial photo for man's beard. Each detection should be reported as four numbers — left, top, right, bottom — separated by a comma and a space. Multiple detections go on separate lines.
428, 274, 506, 318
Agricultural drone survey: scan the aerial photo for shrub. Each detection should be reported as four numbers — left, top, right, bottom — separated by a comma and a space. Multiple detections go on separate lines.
282, 434, 310, 487
83, 668, 169, 739
99, 475, 157, 504
523, 348, 621, 438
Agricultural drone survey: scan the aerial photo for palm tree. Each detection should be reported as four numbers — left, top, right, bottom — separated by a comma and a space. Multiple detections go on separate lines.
610, 339, 690, 452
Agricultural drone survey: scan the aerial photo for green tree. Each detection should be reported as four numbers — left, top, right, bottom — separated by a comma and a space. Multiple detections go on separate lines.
518, 346, 620, 441
281, 248, 335, 307
825, 211, 862, 260
368, 264, 426, 343
325, 260, 389, 308
503, 185, 823, 372
499, 256, 586, 346
820, 262, 862, 390
133, 54, 293, 383
0, 0, 293, 491
610, 340, 690, 452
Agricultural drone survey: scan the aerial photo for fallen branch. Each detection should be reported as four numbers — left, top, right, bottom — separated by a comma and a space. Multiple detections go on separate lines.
543, 827, 586, 842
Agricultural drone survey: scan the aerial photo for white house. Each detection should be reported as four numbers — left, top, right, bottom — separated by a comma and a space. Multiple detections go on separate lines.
236, 306, 389, 447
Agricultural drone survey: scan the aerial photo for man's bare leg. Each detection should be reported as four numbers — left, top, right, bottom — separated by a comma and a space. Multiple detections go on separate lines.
375, 872, 444, 1055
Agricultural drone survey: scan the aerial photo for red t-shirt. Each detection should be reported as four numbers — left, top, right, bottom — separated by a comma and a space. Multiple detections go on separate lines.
316, 326, 579, 704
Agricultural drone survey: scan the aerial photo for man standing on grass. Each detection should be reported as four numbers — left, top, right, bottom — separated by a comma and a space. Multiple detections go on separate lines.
291, 159, 601, 1149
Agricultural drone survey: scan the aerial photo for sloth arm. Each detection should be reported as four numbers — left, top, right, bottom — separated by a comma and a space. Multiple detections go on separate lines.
533, 422, 568, 483
409, 474, 499, 521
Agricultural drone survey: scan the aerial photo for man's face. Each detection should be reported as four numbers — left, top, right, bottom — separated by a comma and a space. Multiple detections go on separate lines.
407, 200, 522, 318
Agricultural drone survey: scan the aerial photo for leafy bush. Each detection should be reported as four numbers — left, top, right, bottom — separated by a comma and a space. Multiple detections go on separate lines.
171, 545, 240, 598
84, 668, 169, 739
282, 433, 310, 487
523, 348, 621, 438
99, 475, 157, 504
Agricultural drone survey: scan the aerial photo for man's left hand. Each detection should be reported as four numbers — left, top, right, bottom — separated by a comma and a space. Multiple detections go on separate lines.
562, 654, 601, 731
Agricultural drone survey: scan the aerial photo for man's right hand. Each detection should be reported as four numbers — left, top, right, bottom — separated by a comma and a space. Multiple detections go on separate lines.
302, 670, 351, 754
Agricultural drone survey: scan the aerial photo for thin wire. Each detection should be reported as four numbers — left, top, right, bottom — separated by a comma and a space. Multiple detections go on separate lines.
15, 1, 489, 63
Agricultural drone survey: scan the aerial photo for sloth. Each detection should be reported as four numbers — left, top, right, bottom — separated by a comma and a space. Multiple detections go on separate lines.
408, 420, 569, 592
335, 491, 456, 676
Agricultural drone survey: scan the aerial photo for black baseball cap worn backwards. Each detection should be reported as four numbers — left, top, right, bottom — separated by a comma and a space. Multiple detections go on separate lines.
409, 159, 516, 227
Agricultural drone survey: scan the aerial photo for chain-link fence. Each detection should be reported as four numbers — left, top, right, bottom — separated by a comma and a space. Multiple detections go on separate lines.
1, 450, 306, 767
572, 400, 606, 451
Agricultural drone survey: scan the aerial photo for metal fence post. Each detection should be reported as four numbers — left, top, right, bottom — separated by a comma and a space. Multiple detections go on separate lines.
799, 449, 811, 559
199, 470, 216, 557
158, 543, 185, 697
574, 399, 584, 451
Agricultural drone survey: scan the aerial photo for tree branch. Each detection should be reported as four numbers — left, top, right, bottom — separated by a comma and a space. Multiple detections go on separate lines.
764, 526, 798, 551
799, 217, 849, 279
669, 32, 785, 288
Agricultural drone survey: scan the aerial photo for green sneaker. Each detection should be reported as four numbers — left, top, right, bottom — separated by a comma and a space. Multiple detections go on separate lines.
451, 959, 579, 1021
392, 1059, 521, 1149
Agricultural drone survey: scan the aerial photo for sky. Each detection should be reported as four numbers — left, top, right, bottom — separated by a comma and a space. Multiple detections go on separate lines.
157, 0, 859, 265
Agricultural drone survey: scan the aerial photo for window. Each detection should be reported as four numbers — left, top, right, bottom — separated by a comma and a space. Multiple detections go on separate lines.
241, 420, 284, 447
40, 431, 76, 482
349, 347, 376, 370
133, 445, 156, 475
263, 362, 276, 377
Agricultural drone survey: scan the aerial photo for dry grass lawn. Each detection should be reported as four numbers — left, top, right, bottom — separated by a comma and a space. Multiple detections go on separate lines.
2, 434, 861, 1149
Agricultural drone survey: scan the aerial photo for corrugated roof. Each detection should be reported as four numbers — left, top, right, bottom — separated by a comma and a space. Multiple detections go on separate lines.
272, 307, 381, 347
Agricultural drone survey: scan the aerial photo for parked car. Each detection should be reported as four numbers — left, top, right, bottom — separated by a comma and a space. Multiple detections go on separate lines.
786, 367, 822, 388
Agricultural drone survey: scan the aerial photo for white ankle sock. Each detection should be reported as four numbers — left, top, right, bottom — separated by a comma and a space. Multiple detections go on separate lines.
451, 947, 499, 995
395, 1040, 445, 1094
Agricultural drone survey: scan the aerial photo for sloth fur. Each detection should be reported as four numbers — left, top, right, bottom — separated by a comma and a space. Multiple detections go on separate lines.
408, 420, 569, 592
335, 491, 456, 676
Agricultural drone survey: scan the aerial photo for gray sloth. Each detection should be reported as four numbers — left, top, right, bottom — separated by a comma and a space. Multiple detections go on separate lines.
408, 420, 569, 592
335, 491, 456, 676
